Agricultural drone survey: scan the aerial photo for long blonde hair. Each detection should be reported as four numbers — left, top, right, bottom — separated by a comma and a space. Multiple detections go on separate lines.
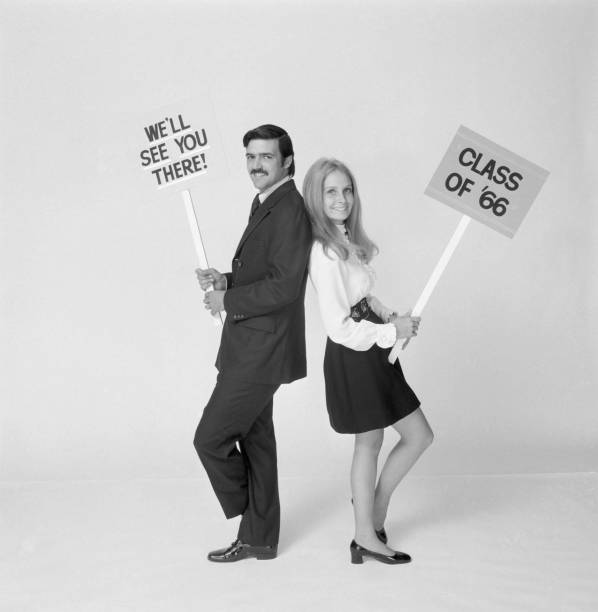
302, 158, 378, 262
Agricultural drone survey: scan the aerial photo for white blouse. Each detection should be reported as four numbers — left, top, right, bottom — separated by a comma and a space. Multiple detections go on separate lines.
309, 234, 397, 351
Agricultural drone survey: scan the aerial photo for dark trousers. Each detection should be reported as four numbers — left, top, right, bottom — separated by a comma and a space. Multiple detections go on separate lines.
193, 373, 280, 547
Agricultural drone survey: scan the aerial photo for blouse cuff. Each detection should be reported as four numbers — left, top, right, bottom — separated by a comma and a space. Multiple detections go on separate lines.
376, 323, 397, 348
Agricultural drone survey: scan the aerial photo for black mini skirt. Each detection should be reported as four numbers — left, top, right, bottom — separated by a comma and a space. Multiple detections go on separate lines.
323, 298, 420, 434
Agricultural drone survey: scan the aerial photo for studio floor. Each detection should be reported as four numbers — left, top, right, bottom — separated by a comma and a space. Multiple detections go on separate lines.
2, 473, 597, 612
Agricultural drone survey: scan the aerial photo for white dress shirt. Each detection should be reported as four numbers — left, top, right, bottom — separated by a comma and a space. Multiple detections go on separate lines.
258, 175, 291, 203
309, 230, 397, 351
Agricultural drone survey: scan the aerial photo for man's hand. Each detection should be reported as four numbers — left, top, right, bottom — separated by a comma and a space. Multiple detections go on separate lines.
204, 290, 225, 315
196, 268, 226, 291
393, 311, 421, 339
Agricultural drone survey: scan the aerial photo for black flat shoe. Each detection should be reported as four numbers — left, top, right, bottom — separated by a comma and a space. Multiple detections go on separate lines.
207, 539, 277, 563
350, 539, 411, 565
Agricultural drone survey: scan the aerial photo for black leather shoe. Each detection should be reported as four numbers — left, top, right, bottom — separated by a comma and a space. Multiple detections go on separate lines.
350, 539, 411, 565
375, 527, 388, 544
207, 539, 277, 563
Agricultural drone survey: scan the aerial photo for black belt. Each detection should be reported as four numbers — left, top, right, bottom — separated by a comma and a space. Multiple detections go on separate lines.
350, 297, 372, 322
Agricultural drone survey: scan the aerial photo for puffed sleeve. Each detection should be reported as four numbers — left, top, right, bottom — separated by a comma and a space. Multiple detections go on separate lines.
309, 242, 397, 351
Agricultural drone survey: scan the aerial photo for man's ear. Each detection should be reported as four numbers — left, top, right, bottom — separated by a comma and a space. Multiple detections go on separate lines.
283, 155, 293, 170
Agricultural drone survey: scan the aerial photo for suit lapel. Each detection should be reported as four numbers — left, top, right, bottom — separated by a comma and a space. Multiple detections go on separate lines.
234, 180, 296, 257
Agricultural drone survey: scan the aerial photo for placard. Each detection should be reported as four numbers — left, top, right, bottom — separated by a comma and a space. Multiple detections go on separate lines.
136, 98, 227, 190
425, 126, 549, 237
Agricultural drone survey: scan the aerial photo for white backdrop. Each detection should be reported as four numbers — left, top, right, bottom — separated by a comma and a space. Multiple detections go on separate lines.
1, 0, 596, 481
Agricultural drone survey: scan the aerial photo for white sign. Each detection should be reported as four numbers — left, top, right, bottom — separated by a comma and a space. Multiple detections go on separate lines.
137, 98, 227, 190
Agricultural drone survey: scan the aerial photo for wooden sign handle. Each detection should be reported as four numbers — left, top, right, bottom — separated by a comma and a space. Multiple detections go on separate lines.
182, 189, 223, 327
388, 215, 470, 362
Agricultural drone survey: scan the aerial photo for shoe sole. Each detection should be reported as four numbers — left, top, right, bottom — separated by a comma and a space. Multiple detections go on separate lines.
207, 552, 278, 562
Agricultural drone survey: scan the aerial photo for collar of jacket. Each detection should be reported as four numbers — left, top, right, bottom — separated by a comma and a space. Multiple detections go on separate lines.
234, 180, 297, 257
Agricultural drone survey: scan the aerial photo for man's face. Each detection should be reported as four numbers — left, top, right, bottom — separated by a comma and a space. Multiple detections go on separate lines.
245, 138, 291, 192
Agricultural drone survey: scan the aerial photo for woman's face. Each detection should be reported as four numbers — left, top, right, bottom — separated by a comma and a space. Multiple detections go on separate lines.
323, 170, 354, 225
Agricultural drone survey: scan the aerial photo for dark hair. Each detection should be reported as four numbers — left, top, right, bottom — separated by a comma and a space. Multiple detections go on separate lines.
242, 124, 295, 177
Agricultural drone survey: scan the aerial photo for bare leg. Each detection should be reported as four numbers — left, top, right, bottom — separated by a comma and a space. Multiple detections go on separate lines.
373, 408, 434, 530
351, 429, 395, 555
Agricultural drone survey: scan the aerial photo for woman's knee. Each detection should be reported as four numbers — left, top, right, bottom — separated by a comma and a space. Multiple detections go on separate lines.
420, 424, 434, 450
408, 420, 434, 452
394, 409, 434, 450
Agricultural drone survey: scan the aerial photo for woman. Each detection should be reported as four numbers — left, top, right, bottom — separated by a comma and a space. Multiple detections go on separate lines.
303, 158, 434, 565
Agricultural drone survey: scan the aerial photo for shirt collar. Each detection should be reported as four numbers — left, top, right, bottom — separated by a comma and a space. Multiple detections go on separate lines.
336, 223, 349, 241
258, 175, 291, 203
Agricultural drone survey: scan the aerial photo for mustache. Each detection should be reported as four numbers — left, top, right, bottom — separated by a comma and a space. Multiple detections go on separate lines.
251, 170, 268, 176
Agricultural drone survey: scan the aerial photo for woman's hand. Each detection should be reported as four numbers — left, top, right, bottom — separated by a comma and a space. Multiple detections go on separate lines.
195, 268, 226, 291
393, 311, 421, 339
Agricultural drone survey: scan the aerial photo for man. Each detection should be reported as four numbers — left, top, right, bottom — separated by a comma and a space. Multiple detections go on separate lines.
194, 124, 312, 562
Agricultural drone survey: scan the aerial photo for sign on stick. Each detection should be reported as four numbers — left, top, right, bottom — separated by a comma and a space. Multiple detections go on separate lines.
425, 125, 549, 237
137, 99, 227, 190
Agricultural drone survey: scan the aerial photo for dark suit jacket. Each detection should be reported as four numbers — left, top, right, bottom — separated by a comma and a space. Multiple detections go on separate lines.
216, 179, 312, 385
